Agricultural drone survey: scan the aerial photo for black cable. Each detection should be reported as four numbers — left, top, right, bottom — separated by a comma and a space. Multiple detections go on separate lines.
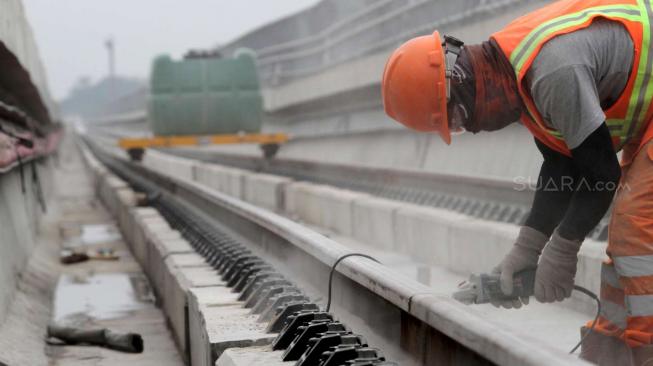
570, 285, 601, 354
325, 253, 380, 313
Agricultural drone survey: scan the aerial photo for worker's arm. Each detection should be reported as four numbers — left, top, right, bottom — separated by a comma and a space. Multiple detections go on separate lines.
494, 123, 620, 306
491, 139, 577, 308
532, 123, 620, 303
525, 123, 620, 240
523, 139, 577, 237
559, 123, 621, 239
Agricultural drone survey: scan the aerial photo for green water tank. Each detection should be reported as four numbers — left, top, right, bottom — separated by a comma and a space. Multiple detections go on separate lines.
148, 49, 263, 136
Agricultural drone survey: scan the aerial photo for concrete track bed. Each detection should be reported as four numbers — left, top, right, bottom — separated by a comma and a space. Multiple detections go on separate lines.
81, 136, 590, 366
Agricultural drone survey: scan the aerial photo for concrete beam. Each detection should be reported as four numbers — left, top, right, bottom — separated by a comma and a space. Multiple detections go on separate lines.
188, 287, 276, 366
164, 260, 225, 357
216, 347, 287, 366
147, 237, 194, 301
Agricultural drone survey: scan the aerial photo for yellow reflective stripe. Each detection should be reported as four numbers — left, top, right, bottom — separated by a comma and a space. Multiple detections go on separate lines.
543, 119, 627, 141
511, 5, 643, 74
624, 0, 653, 140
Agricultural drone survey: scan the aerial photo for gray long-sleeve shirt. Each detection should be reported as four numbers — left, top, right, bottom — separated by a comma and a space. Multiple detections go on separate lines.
525, 18, 634, 149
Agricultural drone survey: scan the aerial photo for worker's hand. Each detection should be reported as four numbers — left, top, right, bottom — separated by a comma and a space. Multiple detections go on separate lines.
491, 226, 548, 309
534, 231, 583, 303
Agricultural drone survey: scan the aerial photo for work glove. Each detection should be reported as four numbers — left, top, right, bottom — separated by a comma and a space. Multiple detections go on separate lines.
534, 231, 583, 303
491, 226, 548, 309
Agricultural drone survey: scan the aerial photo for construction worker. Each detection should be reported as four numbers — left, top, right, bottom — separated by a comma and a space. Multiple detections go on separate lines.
382, 0, 653, 365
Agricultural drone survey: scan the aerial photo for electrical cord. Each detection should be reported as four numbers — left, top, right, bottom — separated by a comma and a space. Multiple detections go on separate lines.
325, 253, 380, 313
325, 253, 600, 354
570, 285, 601, 354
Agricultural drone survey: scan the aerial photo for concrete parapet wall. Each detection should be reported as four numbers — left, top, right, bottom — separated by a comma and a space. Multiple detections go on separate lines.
0, 157, 54, 325
0, 0, 55, 116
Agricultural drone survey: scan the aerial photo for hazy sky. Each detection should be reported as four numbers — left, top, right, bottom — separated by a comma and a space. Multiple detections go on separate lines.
23, 0, 320, 101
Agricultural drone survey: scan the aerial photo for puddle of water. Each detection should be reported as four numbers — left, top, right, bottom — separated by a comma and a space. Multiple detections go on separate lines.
80, 224, 121, 246
53, 273, 152, 323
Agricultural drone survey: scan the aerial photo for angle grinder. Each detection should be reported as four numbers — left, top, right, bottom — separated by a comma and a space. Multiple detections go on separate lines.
453, 269, 536, 305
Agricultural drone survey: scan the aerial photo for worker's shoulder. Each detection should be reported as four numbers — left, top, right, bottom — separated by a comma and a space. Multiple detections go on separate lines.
540, 19, 629, 60
528, 18, 633, 79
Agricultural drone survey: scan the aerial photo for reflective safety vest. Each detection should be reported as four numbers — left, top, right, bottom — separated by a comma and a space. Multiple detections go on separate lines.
493, 0, 653, 160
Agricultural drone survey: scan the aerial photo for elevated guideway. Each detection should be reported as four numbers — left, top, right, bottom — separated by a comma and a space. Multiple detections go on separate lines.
80, 2, 613, 364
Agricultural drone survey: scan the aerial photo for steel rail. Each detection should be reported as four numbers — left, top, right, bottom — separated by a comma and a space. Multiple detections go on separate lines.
83, 136, 588, 366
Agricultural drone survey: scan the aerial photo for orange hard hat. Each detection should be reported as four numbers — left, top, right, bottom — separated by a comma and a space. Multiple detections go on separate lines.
382, 31, 451, 144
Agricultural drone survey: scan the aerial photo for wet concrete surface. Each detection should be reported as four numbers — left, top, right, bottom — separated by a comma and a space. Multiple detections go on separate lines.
53, 272, 152, 323
0, 132, 183, 365
62, 223, 122, 248
46, 137, 183, 365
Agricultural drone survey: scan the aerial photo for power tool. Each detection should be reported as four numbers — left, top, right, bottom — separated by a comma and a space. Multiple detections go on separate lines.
453, 269, 536, 305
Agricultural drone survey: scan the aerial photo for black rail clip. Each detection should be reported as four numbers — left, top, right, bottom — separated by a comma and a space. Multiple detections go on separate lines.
318, 347, 385, 366
244, 279, 292, 308
296, 333, 366, 366
266, 302, 320, 333
282, 321, 346, 361
272, 311, 333, 350
251, 285, 301, 314
238, 272, 283, 301
229, 264, 272, 290
259, 294, 309, 322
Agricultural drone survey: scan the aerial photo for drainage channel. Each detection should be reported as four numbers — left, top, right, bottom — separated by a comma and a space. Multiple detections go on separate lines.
84, 137, 589, 366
